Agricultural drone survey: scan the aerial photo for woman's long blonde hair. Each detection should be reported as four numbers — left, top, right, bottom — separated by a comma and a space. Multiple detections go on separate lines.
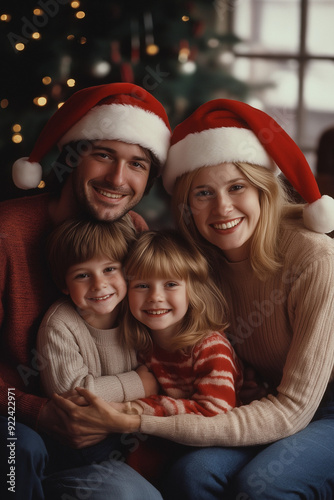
119, 229, 229, 354
172, 162, 304, 280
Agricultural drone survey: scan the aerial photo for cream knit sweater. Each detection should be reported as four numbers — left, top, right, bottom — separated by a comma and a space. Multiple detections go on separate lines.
140, 222, 334, 446
37, 298, 145, 402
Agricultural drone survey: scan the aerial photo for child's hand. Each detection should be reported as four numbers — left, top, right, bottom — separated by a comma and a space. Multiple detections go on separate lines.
60, 389, 89, 406
136, 364, 159, 396
108, 401, 143, 415
239, 365, 270, 405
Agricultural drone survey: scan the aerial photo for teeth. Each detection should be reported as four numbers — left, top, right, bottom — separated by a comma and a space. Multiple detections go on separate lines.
145, 309, 169, 315
90, 294, 112, 301
213, 218, 242, 230
98, 189, 123, 199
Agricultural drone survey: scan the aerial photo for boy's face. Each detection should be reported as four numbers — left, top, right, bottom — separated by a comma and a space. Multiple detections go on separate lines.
63, 256, 127, 329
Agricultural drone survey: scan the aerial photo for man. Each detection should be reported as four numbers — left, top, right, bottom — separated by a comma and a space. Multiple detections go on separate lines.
0, 82, 171, 499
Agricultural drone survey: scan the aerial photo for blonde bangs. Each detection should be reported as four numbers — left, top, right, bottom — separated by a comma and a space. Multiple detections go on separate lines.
124, 230, 207, 283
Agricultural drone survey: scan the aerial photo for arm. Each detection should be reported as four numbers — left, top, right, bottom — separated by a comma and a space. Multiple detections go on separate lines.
138, 257, 334, 446
133, 333, 243, 416
37, 304, 145, 402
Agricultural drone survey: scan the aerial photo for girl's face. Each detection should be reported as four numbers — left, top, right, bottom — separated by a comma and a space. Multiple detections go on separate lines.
128, 277, 189, 349
189, 163, 261, 262
64, 256, 127, 329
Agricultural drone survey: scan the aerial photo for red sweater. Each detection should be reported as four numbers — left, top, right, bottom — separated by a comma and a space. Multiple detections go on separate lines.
137, 332, 243, 416
0, 193, 147, 428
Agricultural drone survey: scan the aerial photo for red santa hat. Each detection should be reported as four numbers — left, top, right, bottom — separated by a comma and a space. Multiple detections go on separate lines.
12, 82, 171, 190
163, 98, 334, 234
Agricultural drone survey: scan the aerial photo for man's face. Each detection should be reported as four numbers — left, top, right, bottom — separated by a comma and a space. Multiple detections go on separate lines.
71, 140, 151, 221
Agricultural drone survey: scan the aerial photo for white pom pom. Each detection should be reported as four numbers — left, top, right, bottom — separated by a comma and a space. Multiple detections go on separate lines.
303, 195, 334, 234
12, 158, 43, 190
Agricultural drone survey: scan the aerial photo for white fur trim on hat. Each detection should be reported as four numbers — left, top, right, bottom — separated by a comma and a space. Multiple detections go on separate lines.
59, 103, 171, 164
12, 158, 43, 190
303, 195, 334, 234
163, 127, 278, 194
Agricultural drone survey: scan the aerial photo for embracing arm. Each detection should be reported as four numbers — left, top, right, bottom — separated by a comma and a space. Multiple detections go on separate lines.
139, 257, 334, 446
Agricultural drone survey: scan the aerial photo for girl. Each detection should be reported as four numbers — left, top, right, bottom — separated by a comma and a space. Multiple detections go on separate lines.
114, 229, 243, 417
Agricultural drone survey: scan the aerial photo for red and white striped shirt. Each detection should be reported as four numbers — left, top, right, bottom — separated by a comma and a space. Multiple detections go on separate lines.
136, 331, 243, 416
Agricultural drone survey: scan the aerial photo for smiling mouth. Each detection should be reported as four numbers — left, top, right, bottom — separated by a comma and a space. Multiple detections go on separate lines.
95, 188, 125, 199
88, 294, 113, 302
144, 309, 170, 315
212, 218, 243, 230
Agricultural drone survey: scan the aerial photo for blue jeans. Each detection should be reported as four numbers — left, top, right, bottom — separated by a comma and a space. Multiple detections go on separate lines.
0, 416, 162, 500
0, 417, 47, 500
161, 390, 334, 500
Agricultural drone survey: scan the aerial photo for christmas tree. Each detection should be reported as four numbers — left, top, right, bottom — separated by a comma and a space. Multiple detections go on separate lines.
0, 0, 251, 226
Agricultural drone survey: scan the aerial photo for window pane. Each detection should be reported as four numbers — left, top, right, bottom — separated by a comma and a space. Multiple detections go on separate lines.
234, 0, 300, 53
229, 57, 298, 138
302, 60, 334, 155
307, 0, 334, 55
304, 60, 334, 112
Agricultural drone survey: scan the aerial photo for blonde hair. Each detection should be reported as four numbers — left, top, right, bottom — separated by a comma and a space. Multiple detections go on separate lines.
172, 162, 304, 280
119, 229, 229, 354
47, 214, 136, 291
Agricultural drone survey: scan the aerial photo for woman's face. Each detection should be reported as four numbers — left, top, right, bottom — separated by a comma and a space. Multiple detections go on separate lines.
189, 163, 261, 262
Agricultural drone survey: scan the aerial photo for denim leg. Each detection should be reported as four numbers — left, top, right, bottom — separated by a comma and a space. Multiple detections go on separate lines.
0, 416, 47, 500
231, 418, 334, 499
43, 459, 163, 500
231, 393, 334, 500
161, 445, 260, 500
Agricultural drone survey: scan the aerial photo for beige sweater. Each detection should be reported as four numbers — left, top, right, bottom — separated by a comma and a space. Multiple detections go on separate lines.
37, 298, 145, 402
140, 223, 334, 446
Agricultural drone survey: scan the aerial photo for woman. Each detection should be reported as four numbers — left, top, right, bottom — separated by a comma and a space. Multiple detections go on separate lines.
54, 99, 334, 499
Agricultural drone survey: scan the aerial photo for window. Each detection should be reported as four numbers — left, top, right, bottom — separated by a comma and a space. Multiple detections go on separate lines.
230, 0, 334, 172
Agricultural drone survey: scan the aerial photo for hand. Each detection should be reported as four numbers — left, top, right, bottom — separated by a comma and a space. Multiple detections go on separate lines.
37, 398, 105, 448
239, 365, 270, 405
136, 364, 159, 397
60, 389, 88, 406
53, 387, 141, 437
109, 401, 143, 415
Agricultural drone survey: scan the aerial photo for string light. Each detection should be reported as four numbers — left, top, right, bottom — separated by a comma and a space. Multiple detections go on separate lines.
15, 43, 25, 51
38, 181, 45, 189
12, 124, 21, 133
32, 32, 41, 40
75, 11, 85, 19
42, 76, 52, 85
0, 14, 11, 22
71, 1, 80, 8
182, 16, 190, 22
12, 134, 23, 144
0, 99, 9, 109
33, 96, 47, 106
33, 8, 44, 16
146, 44, 159, 56
67, 78, 76, 87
